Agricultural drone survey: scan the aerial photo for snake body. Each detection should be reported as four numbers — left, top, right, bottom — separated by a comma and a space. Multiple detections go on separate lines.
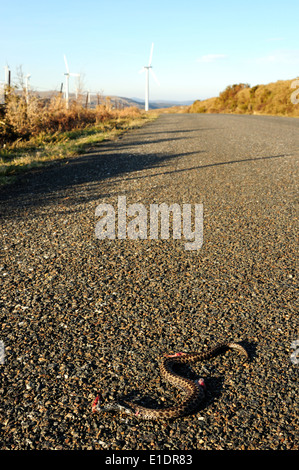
92, 342, 248, 420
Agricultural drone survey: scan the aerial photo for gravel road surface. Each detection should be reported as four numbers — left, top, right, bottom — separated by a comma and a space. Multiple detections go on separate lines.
0, 113, 298, 450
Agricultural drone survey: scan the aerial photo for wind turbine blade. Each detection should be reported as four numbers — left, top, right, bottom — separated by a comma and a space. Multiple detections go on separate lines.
150, 68, 160, 86
138, 67, 145, 74
148, 43, 154, 66
64, 55, 69, 73
70, 73, 80, 77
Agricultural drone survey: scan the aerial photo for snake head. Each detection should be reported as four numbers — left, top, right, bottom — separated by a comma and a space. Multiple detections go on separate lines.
92, 394, 102, 413
165, 352, 187, 358
197, 377, 206, 390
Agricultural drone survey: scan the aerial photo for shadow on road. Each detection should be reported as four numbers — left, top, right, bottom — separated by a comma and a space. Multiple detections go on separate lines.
120, 152, 293, 183
0, 116, 294, 216
0, 140, 204, 214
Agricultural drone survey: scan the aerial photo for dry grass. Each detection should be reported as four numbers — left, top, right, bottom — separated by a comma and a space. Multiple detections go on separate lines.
0, 88, 157, 185
1, 89, 145, 143
189, 79, 299, 117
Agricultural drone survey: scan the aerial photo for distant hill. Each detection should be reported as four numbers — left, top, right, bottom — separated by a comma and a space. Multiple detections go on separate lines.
130, 97, 194, 109
22, 91, 142, 110
189, 79, 299, 117
100, 96, 194, 110
3, 88, 194, 110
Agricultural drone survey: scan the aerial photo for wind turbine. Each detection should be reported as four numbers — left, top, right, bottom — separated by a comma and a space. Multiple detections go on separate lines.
4, 65, 11, 86
25, 74, 31, 104
139, 43, 159, 111
63, 55, 80, 109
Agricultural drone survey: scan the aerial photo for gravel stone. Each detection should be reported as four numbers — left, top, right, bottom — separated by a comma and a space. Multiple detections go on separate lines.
0, 114, 298, 450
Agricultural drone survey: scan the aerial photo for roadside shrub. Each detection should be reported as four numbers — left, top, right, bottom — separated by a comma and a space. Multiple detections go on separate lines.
218, 83, 250, 105
0, 89, 143, 146
190, 79, 299, 117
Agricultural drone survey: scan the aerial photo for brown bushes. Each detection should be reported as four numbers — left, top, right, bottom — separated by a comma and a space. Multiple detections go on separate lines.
189, 79, 299, 117
0, 88, 142, 145
218, 83, 250, 111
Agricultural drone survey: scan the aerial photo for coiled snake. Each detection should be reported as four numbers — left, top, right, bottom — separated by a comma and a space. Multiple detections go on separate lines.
92, 341, 248, 420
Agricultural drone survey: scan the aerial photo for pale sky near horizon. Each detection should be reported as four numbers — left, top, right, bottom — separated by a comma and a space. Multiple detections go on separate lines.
1, 0, 299, 102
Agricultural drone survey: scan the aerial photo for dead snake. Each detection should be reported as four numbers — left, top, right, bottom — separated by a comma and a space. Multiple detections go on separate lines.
92, 341, 248, 420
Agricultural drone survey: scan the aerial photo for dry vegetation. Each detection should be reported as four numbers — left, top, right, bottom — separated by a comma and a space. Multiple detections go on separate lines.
0, 87, 157, 185
189, 79, 299, 117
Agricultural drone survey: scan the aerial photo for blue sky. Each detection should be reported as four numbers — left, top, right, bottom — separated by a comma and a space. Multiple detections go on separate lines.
1, 0, 299, 102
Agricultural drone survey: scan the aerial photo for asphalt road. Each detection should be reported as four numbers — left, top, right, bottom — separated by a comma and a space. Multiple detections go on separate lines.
0, 113, 298, 451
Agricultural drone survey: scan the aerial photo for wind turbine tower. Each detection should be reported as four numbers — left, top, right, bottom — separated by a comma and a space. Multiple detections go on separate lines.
4, 65, 11, 86
139, 43, 159, 111
63, 55, 80, 109
25, 74, 31, 104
